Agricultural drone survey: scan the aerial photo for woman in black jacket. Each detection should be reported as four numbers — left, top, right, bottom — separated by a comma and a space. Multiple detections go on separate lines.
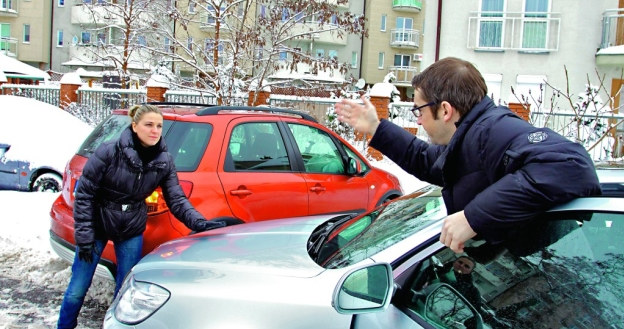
57, 104, 223, 329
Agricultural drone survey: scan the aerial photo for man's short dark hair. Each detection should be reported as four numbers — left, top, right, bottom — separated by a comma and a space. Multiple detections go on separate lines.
411, 57, 488, 118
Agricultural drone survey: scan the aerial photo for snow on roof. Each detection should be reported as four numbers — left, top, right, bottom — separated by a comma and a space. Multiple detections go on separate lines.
597, 45, 624, 55
0, 54, 50, 81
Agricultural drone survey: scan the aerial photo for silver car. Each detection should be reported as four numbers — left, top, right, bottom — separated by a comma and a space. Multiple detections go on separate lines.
104, 179, 624, 328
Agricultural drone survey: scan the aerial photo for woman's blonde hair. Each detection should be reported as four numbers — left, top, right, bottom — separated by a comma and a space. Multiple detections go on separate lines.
128, 104, 162, 124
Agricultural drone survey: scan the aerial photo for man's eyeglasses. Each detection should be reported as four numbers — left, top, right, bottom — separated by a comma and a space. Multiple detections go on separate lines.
411, 102, 436, 118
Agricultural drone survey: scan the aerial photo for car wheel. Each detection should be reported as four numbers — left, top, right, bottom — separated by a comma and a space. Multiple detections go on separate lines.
32, 173, 62, 192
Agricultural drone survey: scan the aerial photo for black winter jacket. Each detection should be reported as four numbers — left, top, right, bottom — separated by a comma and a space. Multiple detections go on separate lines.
74, 126, 206, 245
370, 96, 601, 243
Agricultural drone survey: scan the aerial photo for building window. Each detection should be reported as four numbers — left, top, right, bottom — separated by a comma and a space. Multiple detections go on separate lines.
381, 14, 387, 31
0, 0, 13, 10
97, 32, 106, 45
351, 51, 357, 68
279, 50, 287, 60
81, 31, 91, 44
164, 36, 171, 53
316, 48, 325, 58
522, 0, 549, 49
378, 52, 384, 69
187, 37, 193, 51
188, 1, 195, 13
57, 29, 64, 47
478, 0, 504, 48
394, 54, 410, 67
483, 73, 502, 104
58, 0, 64, 6
281, 8, 289, 22
328, 50, 338, 60
22, 24, 30, 43
396, 17, 413, 42
137, 35, 146, 46
259, 5, 265, 19
0, 23, 10, 51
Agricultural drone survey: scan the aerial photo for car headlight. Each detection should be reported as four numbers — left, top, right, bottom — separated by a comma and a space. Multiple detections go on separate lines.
114, 275, 170, 324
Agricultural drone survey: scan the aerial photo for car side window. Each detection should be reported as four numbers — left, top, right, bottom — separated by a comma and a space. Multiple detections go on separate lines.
165, 122, 212, 172
394, 210, 624, 329
288, 123, 344, 174
228, 122, 290, 171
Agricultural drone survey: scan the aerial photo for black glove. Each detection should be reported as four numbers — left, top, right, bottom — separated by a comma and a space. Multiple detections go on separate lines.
77, 242, 95, 263
193, 217, 244, 233
194, 220, 226, 233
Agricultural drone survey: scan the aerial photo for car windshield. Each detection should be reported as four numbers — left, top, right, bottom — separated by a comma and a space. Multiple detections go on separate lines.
314, 185, 446, 269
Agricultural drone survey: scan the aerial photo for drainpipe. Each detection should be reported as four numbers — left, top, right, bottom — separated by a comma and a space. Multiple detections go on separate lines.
435, 0, 442, 61
49, 2, 54, 72
359, 0, 367, 79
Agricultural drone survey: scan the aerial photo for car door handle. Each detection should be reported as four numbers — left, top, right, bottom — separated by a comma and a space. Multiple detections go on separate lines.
310, 185, 326, 193
230, 187, 252, 197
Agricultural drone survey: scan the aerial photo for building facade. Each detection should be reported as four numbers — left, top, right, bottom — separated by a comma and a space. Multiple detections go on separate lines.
421, 0, 624, 111
0, 0, 51, 70
361, 0, 425, 101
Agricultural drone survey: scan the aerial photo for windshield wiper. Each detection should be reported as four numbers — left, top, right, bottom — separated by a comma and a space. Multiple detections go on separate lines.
307, 213, 358, 261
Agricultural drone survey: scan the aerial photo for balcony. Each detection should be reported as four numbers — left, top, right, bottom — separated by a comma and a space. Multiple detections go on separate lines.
389, 66, 418, 86
291, 22, 347, 46
0, 0, 17, 17
0, 37, 18, 57
71, 4, 122, 26
467, 11, 560, 52
596, 8, 624, 67
392, 0, 422, 13
390, 29, 420, 49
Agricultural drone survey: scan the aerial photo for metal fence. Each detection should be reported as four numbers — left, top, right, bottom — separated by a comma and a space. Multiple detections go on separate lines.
1, 84, 61, 106
78, 87, 147, 121
164, 90, 247, 106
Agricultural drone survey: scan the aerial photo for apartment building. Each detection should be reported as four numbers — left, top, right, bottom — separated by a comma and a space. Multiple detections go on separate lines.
421, 0, 624, 111
361, 0, 425, 101
51, 0, 166, 77
0, 0, 51, 71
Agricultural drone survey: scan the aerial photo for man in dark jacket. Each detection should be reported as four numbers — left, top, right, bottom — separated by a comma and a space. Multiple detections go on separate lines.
335, 57, 601, 253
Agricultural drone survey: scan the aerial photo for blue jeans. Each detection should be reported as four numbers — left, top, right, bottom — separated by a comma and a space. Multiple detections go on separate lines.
57, 235, 143, 329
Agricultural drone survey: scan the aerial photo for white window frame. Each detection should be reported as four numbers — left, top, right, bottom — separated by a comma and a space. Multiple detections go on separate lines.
351, 51, 357, 69
378, 52, 384, 69
513, 74, 546, 109
22, 24, 30, 43
381, 14, 387, 32
57, 30, 64, 47
477, 0, 506, 49
483, 73, 502, 104
520, 0, 550, 50
58, 0, 64, 6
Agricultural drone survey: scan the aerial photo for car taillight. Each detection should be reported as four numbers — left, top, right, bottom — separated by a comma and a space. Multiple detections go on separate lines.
145, 189, 168, 214
145, 181, 192, 214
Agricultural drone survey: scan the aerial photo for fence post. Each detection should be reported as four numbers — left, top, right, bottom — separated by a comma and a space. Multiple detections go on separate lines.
508, 103, 531, 121
146, 74, 169, 102
59, 72, 83, 110
248, 90, 271, 106
365, 94, 391, 160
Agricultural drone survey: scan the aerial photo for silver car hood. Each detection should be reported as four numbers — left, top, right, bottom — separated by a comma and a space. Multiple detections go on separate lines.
135, 214, 340, 279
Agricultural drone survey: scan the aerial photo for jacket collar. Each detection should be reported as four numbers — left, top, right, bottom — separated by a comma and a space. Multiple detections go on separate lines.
119, 126, 168, 169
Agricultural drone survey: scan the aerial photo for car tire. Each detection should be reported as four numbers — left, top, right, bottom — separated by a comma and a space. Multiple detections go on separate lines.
32, 173, 62, 192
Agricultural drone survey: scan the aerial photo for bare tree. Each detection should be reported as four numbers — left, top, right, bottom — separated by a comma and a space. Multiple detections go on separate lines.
76, 0, 166, 88
150, 0, 367, 105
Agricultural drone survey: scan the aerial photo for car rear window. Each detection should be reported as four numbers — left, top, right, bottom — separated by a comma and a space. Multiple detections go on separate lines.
77, 114, 211, 172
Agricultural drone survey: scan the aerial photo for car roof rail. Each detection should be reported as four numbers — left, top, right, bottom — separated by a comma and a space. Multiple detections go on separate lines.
196, 106, 317, 122
145, 101, 212, 108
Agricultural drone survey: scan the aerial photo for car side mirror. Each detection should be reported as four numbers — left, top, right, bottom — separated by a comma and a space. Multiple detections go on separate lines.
424, 284, 484, 329
332, 263, 393, 314
344, 156, 362, 176
0, 143, 10, 158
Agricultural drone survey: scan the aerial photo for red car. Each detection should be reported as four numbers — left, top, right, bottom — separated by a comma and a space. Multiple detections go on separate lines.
49, 104, 403, 279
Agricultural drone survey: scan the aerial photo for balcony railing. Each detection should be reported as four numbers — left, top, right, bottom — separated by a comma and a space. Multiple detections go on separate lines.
600, 9, 624, 49
467, 11, 560, 52
390, 29, 420, 48
0, 36, 18, 57
389, 66, 418, 85
392, 0, 422, 12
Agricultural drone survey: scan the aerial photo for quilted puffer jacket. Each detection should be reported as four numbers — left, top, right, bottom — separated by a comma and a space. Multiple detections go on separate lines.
74, 126, 206, 245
